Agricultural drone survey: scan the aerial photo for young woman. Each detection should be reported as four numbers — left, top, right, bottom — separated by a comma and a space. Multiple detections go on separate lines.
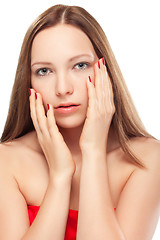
0, 4, 159, 240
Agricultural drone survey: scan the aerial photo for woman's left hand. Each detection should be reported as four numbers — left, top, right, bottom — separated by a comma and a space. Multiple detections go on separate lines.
79, 58, 115, 153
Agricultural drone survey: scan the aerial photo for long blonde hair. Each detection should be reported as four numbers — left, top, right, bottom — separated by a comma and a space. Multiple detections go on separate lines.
0, 4, 156, 167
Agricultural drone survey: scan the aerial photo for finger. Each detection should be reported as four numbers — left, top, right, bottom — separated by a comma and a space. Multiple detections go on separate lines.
35, 92, 50, 138
29, 88, 41, 134
94, 60, 103, 99
46, 104, 63, 142
94, 59, 106, 108
101, 63, 115, 110
86, 76, 97, 115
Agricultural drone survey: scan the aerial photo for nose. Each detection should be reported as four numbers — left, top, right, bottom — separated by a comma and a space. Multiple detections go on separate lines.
55, 72, 74, 96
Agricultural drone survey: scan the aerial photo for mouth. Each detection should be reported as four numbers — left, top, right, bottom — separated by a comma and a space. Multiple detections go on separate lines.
57, 105, 78, 108
55, 102, 80, 109
54, 105, 80, 114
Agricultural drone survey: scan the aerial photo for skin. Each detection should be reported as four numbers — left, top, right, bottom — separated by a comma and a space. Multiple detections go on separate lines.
30, 24, 117, 157
0, 24, 160, 239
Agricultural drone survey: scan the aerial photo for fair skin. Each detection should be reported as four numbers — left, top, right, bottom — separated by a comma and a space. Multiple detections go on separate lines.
0, 24, 160, 240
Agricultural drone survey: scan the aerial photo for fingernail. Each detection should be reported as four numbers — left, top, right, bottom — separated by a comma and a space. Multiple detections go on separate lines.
47, 104, 50, 110
102, 57, 105, 65
28, 88, 31, 96
88, 76, 91, 82
98, 61, 100, 69
35, 92, 37, 100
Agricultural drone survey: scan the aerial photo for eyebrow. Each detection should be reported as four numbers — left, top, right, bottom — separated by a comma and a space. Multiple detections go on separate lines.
69, 54, 95, 62
31, 54, 95, 67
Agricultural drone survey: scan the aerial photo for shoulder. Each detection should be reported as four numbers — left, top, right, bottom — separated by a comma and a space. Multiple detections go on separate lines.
0, 136, 27, 163
0, 131, 42, 161
0, 142, 31, 238
127, 136, 160, 169
0, 143, 19, 201
0, 142, 16, 170
0, 132, 42, 175
116, 137, 160, 239
0, 141, 23, 184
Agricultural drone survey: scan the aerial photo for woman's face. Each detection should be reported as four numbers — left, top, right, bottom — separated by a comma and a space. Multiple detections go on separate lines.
31, 24, 99, 129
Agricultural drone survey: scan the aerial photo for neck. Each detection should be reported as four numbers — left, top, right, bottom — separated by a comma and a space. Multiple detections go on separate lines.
58, 124, 83, 156
29, 124, 120, 158
58, 124, 119, 156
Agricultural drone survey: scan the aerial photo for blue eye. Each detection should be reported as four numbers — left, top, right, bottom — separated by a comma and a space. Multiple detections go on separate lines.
36, 68, 51, 76
74, 62, 89, 70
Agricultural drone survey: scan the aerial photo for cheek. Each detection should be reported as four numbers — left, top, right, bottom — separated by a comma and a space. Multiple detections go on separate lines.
31, 75, 40, 91
31, 75, 52, 95
76, 80, 89, 110
75, 71, 95, 103
31, 74, 46, 91
31, 77, 52, 110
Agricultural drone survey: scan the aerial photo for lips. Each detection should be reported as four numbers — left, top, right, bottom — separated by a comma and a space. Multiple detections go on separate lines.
58, 105, 77, 108
54, 104, 80, 114
55, 103, 79, 109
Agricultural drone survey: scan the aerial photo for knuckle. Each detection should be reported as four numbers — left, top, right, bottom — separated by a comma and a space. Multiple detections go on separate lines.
112, 105, 116, 114
106, 102, 115, 113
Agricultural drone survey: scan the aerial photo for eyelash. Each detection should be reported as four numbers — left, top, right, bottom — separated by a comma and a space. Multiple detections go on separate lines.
35, 68, 51, 76
73, 62, 90, 70
35, 62, 90, 76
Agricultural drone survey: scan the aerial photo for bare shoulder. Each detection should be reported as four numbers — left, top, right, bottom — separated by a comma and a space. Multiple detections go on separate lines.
116, 137, 160, 239
126, 136, 160, 169
0, 136, 28, 167
0, 141, 17, 170
0, 142, 20, 200
0, 132, 45, 179
0, 139, 33, 238
0, 132, 48, 207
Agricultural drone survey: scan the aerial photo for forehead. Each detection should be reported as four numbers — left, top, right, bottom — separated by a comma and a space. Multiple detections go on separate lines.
31, 24, 97, 61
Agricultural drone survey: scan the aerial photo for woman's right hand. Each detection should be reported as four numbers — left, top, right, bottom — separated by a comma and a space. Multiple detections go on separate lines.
29, 88, 76, 181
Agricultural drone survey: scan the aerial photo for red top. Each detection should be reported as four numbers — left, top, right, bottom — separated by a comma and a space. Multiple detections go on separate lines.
28, 205, 116, 240
28, 205, 78, 240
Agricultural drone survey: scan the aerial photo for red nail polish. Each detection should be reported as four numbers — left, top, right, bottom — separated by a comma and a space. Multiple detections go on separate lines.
47, 104, 50, 110
88, 76, 91, 82
98, 61, 100, 69
28, 88, 31, 96
35, 92, 37, 100
102, 57, 105, 65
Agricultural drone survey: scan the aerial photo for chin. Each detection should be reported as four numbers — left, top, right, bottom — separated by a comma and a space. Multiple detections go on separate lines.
56, 115, 85, 129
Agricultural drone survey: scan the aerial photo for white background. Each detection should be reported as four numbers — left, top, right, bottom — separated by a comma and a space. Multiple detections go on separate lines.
0, 0, 159, 238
